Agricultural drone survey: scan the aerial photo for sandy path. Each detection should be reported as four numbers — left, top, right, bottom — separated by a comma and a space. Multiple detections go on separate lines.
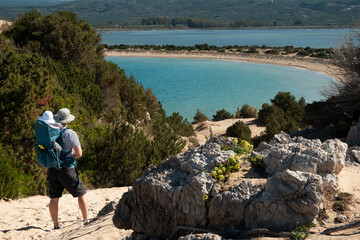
0, 187, 133, 240
2, 166, 360, 240
192, 118, 265, 146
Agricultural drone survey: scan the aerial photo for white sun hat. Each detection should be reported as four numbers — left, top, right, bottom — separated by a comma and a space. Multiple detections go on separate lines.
38, 111, 56, 124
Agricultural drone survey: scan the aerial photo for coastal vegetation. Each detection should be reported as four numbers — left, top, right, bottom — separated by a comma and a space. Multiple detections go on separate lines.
0, 0, 358, 29
213, 108, 234, 121
0, 10, 193, 198
105, 44, 332, 59
193, 109, 208, 124
226, 121, 252, 142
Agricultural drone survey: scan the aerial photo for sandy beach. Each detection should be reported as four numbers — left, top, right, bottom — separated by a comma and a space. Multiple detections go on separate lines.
105, 49, 344, 81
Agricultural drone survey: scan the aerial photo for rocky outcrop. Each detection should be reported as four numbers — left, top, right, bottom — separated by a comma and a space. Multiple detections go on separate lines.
113, 134, 347, 238
253, 132, 347, 187
113, 137, 235, 238
208, 181, 262, 230
245, 170, 323, 230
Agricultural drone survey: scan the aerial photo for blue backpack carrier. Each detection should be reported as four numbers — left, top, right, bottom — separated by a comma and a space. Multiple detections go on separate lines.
34, 120, 68, 169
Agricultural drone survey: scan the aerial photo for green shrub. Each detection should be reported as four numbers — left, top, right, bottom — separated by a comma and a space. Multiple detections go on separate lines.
238, 104, 258, 118
0, 145, 38, 199
167, 112, 194, 137
193, 109, 208, 123
213, 108, 233, 121
258, 92, 305, 141
226, 121, 251, 141
249, 155, 265, 173
291, 222, 315, 240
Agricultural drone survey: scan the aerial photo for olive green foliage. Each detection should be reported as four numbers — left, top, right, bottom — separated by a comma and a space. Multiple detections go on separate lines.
229, 18, 267, 28
258, 92, 305, 141
236, 104, 258, 118
142, 17, 226, 28
193, 109, 208, 123
167, 112, 194, 137
0, 144, 40, 199
226, 121, 252, 142
212, 108, 233, 121
0, 11, 189, 198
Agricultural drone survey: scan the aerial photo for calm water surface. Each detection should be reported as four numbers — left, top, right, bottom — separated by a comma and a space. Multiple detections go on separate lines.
106, 56, 333, 121
101, 28, 353, 48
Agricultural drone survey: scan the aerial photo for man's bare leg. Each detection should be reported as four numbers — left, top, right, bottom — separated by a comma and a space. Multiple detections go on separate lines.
78, 194, 88, 222
49, 198, 60, 228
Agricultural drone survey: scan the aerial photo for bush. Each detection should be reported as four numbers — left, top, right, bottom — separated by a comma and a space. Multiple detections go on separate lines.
0, 145, 38, 199
258, 92, 305, 141
213, 108, 233, 121
193, 109, 208, 123
249, 155, 265, 173
238, 104, 258, 118
226, 121, 251, 141
167, 112, 194, 137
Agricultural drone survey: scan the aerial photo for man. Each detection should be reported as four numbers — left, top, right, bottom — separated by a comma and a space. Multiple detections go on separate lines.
47, 108, 88, 229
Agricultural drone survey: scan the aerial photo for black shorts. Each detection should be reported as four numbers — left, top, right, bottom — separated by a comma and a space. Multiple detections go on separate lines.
47, 167, 87, 198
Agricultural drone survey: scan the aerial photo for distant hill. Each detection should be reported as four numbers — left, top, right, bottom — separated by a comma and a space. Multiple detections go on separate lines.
1, 0, 74, 4
0, 0, 359, 28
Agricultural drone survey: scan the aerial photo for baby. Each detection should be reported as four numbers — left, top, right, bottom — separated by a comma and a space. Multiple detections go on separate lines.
37, 111, 63, 157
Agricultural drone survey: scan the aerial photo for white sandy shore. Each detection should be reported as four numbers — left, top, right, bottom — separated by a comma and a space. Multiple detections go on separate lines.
105, 50, 344, 81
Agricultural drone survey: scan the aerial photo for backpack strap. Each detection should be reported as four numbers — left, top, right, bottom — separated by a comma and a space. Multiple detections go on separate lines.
57, 128, 76, 168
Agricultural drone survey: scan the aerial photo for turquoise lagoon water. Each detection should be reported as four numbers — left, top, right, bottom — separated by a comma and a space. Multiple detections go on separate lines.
106, 56, 333, 121
101, 28, 353, 48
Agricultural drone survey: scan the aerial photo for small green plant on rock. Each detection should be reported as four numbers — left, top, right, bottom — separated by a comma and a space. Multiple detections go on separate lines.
211, 156, 240, 182
249, 155, 265, 172
290, 222, 315, 240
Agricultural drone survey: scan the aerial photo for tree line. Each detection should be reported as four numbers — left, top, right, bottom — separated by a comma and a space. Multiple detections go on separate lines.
105, 43, 332, 59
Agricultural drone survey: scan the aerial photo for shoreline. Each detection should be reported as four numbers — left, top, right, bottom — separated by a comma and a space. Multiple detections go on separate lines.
105, 50, 343, 81
96, 25, 355, 32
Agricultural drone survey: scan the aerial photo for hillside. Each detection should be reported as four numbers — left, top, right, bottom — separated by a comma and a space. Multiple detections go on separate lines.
0, 0, 359, 28
0, 10, 193, 199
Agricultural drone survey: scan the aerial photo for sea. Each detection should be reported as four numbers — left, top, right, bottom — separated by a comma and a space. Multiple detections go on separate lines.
102, 29, 350, 121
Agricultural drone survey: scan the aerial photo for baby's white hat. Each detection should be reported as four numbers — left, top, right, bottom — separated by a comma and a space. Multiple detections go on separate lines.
38, 111, 56, 124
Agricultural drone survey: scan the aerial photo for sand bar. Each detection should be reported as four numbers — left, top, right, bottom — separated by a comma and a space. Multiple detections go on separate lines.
105, 49, 344, 81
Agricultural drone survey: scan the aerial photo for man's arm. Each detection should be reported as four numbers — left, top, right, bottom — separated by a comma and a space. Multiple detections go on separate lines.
72, 145, 82, 159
